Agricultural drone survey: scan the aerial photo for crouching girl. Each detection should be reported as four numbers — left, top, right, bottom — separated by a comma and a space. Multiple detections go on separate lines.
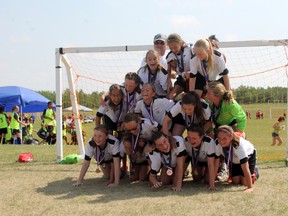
149, 131, 187, 192
216, 125, 257, 192
74, 125, 121, 187
185, 124, 217, 190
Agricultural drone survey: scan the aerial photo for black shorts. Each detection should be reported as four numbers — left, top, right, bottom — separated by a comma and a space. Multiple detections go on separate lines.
11, 129, 21, 135
174, 75, 188, 92
231, 150, 256, 177
0, 128, 8, 134
171, 113, 185, 126
195, 73, 225, 91
272, 132, 279, 137
103, 115, 117, 131
46, 126, 54, 133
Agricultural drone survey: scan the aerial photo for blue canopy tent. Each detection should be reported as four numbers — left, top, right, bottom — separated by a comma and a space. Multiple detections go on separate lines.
0, 86, 50, 113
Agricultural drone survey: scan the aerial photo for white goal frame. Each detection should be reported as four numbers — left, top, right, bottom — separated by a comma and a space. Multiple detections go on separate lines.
55, 39, 288, 164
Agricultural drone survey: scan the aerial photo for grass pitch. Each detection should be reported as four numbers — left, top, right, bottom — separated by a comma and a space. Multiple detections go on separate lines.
0, 103, 288, 215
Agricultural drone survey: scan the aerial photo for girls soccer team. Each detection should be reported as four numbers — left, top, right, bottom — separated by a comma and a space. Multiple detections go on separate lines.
75, 33, 260, 193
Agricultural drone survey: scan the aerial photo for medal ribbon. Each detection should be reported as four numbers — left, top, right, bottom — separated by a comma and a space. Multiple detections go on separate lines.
131, 126, 142, 154
191, 142, 202, 167
144, 100, 155, 125
126, 91, 136, 113
96, 145, 106, 165
147, 67, 157, 83
161, 151, 172, 169
201, 60, 209, 83
174, 47, 185, 74
227, 145, 233, 175
116, 101, 123, 124
185, 113, 195, 128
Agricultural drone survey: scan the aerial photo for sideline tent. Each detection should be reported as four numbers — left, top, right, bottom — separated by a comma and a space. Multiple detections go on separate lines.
63, 104, 93, 112
0, 86, 50, 113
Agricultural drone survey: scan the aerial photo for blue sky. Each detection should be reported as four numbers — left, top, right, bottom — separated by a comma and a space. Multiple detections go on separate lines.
0, 0, 287, 91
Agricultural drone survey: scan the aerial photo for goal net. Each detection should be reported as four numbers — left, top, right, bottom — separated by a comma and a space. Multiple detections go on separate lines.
55, 39, 288, 165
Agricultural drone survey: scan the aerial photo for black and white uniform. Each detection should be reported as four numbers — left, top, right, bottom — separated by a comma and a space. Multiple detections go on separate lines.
137, 66, 168, 97
149, 136, 187, 174
84, 134, 120, 165
166, 99, 211, 127
134, 98, 175, 126
190, 50, 229, 91
166, 45, 193, 91
140, 56, 168, 70
120, 85, 142, 114
185, 135, 216, 167
96, 100, 125, 131
215, 137, 256, 177
136, 118, 161, 142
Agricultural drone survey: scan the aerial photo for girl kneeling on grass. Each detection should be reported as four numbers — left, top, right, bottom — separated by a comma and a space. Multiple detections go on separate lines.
74, 125, 121, 187
149, 131, 187, 192
216, 125, 257, 193
185, 124, 217, 190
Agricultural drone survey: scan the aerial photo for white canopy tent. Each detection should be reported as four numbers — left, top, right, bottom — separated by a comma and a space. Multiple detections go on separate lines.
63, 104, 93, 112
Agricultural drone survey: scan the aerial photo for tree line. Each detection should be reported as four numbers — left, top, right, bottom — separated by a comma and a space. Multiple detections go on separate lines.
37, 85, 287, 108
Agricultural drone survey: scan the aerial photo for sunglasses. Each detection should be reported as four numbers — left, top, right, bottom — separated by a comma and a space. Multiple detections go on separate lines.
154, 41, 165, 45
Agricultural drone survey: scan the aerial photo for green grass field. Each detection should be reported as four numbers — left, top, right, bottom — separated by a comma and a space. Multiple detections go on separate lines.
0, 103, 288, 215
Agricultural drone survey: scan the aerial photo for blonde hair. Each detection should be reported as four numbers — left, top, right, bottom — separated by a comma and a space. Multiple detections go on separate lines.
207, 81, 233, 103
193, 39, 214, 73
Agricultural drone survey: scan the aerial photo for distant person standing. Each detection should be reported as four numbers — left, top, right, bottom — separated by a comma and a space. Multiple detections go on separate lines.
0, 106, 9, 144
42, 101, 56, 136
10, 105, 27, 144
141, 33, 168, 69
271, 116, 285, 146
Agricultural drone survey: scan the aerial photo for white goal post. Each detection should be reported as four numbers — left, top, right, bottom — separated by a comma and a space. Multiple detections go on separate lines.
55, 39, 288, 164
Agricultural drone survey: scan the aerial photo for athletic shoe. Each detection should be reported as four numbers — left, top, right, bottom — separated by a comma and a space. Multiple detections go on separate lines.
217, 168, 228, 182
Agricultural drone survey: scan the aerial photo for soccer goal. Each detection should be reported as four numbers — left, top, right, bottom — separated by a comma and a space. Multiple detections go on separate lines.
55, 39, 288, 164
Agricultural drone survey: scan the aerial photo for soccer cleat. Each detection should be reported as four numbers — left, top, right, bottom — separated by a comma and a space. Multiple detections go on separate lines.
217, 168, 228, 182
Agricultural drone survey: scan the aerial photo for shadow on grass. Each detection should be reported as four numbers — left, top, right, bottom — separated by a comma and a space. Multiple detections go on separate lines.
36, 175, 242, 204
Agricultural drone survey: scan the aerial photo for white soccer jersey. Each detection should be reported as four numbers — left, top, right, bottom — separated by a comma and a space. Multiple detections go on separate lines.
137, 66, 168, 97
85, 134, 120, 164
140, 55, 168, 70
138, 118, 160, 141
185, 135, 216, 163
96, 100, 125, 123
215, 137, 255, 164
120, 85, 142, 114
167, 99, 211, 125
149, 136, 187, 173
190, 50, 228, 81
134, 98, 175, 125
166, 45, 192, 75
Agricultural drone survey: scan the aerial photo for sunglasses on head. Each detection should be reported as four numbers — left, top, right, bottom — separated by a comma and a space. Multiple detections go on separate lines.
154, 41, 165, 45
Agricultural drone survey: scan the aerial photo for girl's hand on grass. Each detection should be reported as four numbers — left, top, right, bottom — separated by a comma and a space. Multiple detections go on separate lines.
171, 186, 181, 192
151, 181, 162, 189
208, 185, 217, 191
244, 187, 253, 193
73, 182, 83, 187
